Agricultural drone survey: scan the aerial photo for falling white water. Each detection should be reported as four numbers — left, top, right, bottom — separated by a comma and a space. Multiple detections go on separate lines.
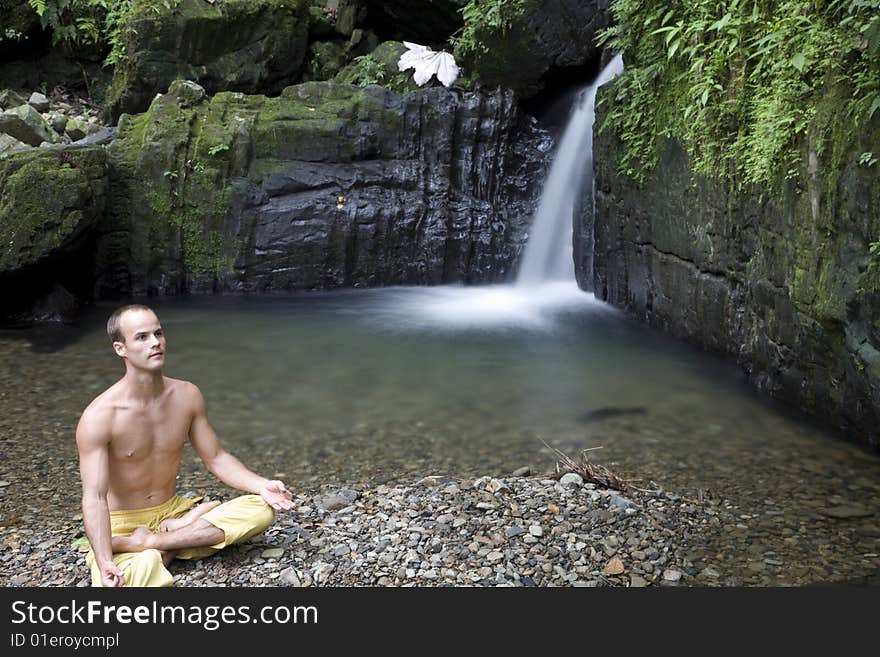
371, 55, 624, 331
516, 54, 624, 286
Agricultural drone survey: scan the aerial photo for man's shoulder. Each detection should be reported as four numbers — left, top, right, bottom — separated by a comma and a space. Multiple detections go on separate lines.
165, 377, 203, 409
166, 377, 200, 396
77, 391, 117, 444
80, 382, 123, 420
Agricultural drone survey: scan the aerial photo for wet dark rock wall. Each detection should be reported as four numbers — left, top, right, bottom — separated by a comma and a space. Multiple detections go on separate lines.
98, 80, 552, 296
589, 91, 880, 449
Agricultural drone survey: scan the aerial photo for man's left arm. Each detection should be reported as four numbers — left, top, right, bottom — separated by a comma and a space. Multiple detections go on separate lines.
187, 383, 294, 511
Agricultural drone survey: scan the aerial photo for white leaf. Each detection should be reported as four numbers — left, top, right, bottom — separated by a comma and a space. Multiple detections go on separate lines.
397, 41, 459, 88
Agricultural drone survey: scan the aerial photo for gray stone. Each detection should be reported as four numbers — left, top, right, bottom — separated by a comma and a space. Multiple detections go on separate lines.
312, 562, 334, 585
317, 492, 355, 512
279, 567, 302, 586
559, 473, 584, 487
0, 105, 53, 146
0, 134, 27, 153
609, 494, 636, 510
662, 569, 682, 582
512, 467, 531, 477
260, 547, 284, 559
529, 525, 543, 537
27, 92, 50, 112
167, 80, 206, 108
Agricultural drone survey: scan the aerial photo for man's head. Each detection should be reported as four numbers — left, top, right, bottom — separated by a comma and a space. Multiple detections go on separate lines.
107, 304, 166, 371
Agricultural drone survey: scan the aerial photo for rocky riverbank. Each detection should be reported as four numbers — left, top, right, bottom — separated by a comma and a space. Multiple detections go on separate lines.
0, 473, 720, 588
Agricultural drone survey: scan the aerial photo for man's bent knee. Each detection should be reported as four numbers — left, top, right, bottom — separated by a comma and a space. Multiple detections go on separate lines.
127, 549, 173, 587
251, 497, 276, 533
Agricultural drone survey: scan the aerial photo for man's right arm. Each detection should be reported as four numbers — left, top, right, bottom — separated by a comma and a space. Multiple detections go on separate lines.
76, 410, 123, 587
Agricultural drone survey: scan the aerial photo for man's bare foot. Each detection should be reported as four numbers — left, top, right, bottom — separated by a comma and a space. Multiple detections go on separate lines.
111, 527, 177, 564
159, 500, 221, 533
112, 526, 156, 553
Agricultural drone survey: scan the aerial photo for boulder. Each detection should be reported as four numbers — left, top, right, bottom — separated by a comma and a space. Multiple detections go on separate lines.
0, 146, 106, 273
0, 104, 54, 146
105, 0, 311, 121
27, 92, 49, 112
0, 133, 28, 153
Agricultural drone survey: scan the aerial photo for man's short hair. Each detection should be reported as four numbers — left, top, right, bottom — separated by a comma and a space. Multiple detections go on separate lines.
107, 304, 155, 344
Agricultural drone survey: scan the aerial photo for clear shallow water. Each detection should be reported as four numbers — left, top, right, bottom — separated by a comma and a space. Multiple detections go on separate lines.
1, 284, 879, 585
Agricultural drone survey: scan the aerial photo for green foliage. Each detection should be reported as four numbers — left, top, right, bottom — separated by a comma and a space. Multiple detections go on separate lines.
207, 143, 229, 157
598, 0, 880, 186
335, 50, 417, 93
25, 0, 167, 66
858, 151, 878, 166
449, 0, 532, 61
346, 54, 387, 86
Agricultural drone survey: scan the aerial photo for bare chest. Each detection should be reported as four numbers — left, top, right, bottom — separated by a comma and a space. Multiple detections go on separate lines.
109, 402, 191, 462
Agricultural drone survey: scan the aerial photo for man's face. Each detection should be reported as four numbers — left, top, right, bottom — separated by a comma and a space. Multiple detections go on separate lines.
113, 309, 166, 371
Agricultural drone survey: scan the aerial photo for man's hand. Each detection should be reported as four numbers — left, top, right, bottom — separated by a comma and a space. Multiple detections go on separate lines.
99, 561, 125, 587
259, 480, 295, 511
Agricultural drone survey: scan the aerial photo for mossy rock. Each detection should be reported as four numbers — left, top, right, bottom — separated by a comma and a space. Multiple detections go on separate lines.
105, 0, 310, 122
0, 147, 106, 272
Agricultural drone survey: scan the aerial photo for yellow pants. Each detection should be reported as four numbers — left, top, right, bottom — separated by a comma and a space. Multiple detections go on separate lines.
85, 494, 275, 587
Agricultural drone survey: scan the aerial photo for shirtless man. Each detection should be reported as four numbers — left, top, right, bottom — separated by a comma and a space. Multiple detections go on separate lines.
76, 304, 295, 587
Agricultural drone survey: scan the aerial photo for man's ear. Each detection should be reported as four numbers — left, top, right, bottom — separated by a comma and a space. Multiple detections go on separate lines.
112, 341, 126, 358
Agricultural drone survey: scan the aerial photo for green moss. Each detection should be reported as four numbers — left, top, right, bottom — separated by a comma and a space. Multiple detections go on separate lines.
144, 180, 233, 278
0, 153, 91, 271
252, 83, 379, 160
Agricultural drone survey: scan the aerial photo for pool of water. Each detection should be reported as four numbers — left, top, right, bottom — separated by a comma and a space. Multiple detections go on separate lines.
1, 282, 879, 585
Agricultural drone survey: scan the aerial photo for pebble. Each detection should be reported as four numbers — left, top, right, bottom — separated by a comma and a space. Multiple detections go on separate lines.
0, 475, 722, 587
279, 567, 301, 586
604, 558, 625, 575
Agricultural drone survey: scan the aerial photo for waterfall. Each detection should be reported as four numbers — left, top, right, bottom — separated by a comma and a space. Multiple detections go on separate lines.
516, 54, 624, 286
376, 55, 624, 331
